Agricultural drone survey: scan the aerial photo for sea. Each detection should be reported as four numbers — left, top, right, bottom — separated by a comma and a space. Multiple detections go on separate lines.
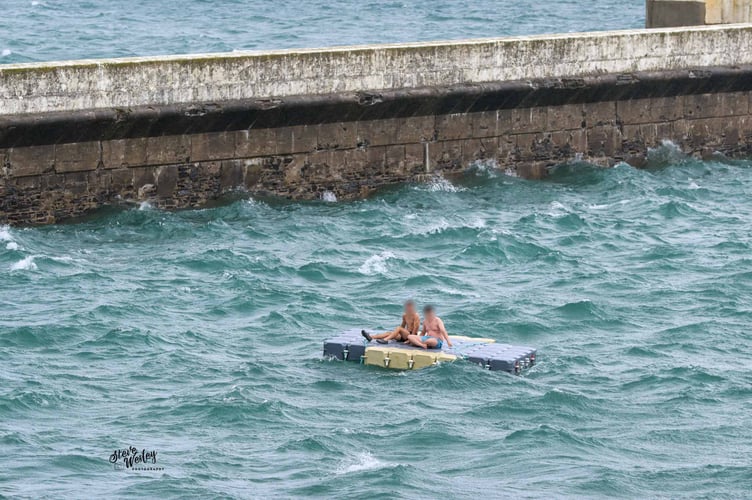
2, 1, 752, 499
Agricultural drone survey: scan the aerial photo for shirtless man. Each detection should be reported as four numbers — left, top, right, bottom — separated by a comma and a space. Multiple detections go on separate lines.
362, 300, 420, 344
406, 305, 453, 349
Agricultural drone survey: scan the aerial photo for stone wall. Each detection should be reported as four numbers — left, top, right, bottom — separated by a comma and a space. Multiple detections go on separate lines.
1, 26, 752, 225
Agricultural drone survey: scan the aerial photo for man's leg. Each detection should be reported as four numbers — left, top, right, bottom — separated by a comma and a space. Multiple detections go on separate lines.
406, 335, 427, 348
394, 327, 411, 342
371, 331, 394, 340
364, 327, 399, 342
423, 337, 439, 349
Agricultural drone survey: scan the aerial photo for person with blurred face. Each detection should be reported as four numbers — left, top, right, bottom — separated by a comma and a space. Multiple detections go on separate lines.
406, 305, 452, 349
362, 300, 420, 344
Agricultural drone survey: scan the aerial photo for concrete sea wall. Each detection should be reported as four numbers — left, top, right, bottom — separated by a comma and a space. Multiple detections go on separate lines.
1, 24, 752, 224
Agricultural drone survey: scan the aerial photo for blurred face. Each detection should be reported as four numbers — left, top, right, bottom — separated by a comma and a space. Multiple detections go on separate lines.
405, 302, 415, 315
424, 308, 434, 320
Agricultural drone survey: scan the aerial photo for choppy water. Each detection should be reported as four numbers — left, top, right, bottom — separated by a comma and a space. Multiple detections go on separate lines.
2, 1, 751, 497
0, 0, 643, 64
2, 145, 752, 498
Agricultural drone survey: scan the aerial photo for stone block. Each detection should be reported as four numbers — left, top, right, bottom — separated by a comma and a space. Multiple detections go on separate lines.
429, 140, 463, 172
11, 175, 41, 190
516, 161, 549, 180
356, 118, 399, 148
190, 132, 237, 162
511, 107, 547, 134
646, 0, 706, 28
243, 160, 264, 188
342, 148, 369, 173
617, 96, 684, 125
684, 92, 748, 120
220, 160, 245, 190
317, 122, 357, 151
435, 113, 471, 141
61, 171, 90, 195
470, 110, 499, 139
683, 116, 749, 153
274, 127, 295, 155
464, 137, 499, 161
497, 109, 515, 135
132, 166, 157, 190
156, 165, 179, 198
550, 130, 586, 159
366, 146, 387, 170
278, 155, 301, 187
546, 104, 584, 131
102, 138, 148, 168
238, 128, 276, 157
587, 126, 621, 157
146, 135, 190, 165
404, 143, 425, 171
583, 101, 617, 127
397, 115, 436, 143
385, 145, 406, 173
291, 124, 319, 153
108, 168, 134, 191
8, 145, 55, 178
497, 134, 516, 159
55, 142, 101, 173
514, 133, 555, 162
622, 123, 660, 149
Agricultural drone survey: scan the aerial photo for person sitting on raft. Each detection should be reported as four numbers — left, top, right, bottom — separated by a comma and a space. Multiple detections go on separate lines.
406, 305, 453, 350
362, 300, 420, 344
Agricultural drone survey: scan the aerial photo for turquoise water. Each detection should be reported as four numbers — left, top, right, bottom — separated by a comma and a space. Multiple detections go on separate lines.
3, 1, 752, 498
2, 147, 752, 497
0, 0, 643, 63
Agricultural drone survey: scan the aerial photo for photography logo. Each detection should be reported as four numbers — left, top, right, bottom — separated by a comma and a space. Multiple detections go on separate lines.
109, 446, 163, 471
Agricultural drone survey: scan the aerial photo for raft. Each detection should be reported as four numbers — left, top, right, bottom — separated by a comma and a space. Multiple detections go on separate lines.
323, 329, 537, 373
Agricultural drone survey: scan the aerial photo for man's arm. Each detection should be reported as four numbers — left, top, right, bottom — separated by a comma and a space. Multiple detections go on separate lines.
400, 315, 407, 329
411, 316, 420, 334
438, 319, 452, 347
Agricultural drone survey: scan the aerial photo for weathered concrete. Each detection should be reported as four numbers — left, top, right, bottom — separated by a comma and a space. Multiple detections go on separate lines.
1, 25, 752, 225
3, 24, 752, 116
647, 0, 752, 27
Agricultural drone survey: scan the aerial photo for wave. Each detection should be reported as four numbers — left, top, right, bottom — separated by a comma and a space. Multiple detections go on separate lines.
414, 175, 466, 193
335, 451, 393, 475
0, 225, 13, 241
9, 255, 37, 271
358, 250, 395, 275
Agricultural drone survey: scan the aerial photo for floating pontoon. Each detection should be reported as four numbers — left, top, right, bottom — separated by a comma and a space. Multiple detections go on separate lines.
323, 329, 537, 373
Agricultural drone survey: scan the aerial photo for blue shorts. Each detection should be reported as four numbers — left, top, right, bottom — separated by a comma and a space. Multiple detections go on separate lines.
421, 336, 443, 349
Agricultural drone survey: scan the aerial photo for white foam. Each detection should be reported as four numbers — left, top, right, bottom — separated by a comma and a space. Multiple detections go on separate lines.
0, 226, 12, 242
1, 49, 11, 57
358, 251, 395, 275
419, 175, 466, 192
336, 452, 391, 475
468, 159, 500, 178
138, 201, 153, 211
10, 256, 37, 271
588, 199, 632, 210
546, 201, 570, 218
321, 191, 337, 202
647, 139, 685, 164
417, 218, 449, 235
688, 180, 701, 190
467, 217, 487, 229
6, 242, 19, 251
